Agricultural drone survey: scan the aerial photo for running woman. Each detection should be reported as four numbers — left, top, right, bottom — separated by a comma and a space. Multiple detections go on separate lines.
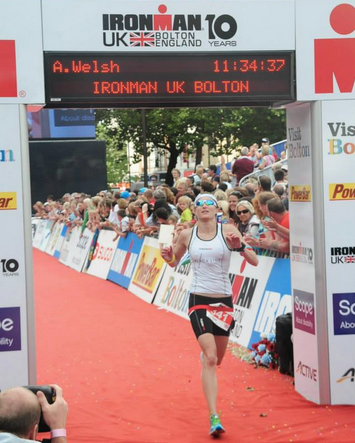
161, 194, 258, 437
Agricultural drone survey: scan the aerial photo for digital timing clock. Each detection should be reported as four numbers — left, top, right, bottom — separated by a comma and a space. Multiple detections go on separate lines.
44, 52, 295, 107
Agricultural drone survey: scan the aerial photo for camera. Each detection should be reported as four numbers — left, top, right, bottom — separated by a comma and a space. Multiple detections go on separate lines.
24, 385, 56, 433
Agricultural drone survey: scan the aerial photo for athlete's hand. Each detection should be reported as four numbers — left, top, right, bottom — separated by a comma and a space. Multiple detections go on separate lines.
161, 245, 173, 262
225, 232, 242, 249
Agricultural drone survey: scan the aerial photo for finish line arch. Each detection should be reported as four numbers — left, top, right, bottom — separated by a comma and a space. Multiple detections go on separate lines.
0, 0, 355, 407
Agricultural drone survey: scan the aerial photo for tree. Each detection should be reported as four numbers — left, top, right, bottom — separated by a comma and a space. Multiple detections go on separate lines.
96, 119, 129, 187
95, 106, 286, 186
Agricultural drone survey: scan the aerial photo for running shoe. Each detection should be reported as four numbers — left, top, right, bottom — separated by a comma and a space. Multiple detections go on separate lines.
209, 414, 226, 437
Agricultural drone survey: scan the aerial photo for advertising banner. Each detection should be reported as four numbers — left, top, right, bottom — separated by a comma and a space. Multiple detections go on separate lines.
287, 103, 320, 403
128, 236, 167, 304
296, 0, 355, 101
229, 254, 276, 348
0, 0, 44, 104
108, 233, 144, 289
53, 224, 68, 259
45, 222, 63, 256
86, 230, 119, 280
38, 221, 54, 252
321, 100, 355, 404
42, 0, 294, 52
0, 105, 31, 388
67, 229, 94, 273
31, 218, 40, 240
32, 220, 48, 249
247, 259, 291, 348
153, 252, 192, 319
59, 227, 81, 267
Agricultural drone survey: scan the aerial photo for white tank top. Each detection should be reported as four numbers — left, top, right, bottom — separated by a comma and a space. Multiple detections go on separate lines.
188, 223, 232, 295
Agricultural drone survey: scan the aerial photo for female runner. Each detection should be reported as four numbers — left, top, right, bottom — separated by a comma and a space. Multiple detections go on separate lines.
161, 194, 258, 437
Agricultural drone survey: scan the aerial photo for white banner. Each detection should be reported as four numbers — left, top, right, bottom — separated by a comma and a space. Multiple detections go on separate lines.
59, 227, 81, 267
296, 0, 355, 101
0, 0, 44, 104
154, 253, 192, 319
32, 220, 48, 249
45, 222, 63, 256
38, 221, 54, 252
67, 229, 94, 273
86, 230, 119, 279
322, 100, 355, 404
42, 0, 294, 52
287, 103, 320, 403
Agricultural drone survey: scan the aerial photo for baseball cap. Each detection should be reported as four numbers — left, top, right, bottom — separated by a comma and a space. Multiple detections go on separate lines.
281, 165, 288, 171
262, 137, 270, 143
138, 187, 147, 194
121, 190, 130, 199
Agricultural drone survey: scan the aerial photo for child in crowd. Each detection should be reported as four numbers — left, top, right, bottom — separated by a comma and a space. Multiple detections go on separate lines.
217, 200, 230, 224
177, 195, 193, 223
112, 209, 131, 241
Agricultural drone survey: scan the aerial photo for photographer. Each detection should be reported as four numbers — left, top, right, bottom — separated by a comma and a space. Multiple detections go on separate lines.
0, 384, 68, 443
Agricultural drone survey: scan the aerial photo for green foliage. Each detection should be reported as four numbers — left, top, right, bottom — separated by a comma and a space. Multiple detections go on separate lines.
96, 120, 129, 186
95, 107, 286, 182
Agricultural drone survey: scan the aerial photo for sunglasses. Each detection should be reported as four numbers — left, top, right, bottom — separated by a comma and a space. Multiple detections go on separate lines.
195, 199, 216, 207
237, 209, 250, 215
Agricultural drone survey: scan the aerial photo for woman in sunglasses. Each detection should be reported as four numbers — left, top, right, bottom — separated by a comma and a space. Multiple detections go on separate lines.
235, 200, 260, 238
161, 194, 258, 437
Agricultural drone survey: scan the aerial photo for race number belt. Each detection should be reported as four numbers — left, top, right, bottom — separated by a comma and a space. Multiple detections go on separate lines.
188, 303, 234, 331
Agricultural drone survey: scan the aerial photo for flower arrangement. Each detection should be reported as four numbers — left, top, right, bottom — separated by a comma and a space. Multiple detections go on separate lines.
250, 332, 278, 369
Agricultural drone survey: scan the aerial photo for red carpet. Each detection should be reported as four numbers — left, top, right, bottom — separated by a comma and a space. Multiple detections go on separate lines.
33, 249, 355, 443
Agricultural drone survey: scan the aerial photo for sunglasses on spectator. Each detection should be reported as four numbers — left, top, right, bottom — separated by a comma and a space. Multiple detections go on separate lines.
195, 199, 217, 207
237, 209, 250, 215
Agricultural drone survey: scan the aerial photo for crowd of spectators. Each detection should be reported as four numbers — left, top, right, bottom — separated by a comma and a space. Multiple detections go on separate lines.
32, 140, 290, 258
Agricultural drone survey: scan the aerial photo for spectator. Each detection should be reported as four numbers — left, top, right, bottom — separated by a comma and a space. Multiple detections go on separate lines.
258, 145, 275, 170
112, 209, 131, 241
236, 200, 260, 237
171, 168, 181, 186
228, 191, 243, 222
244, 182, 257, 199
191, 165, 205, 185
200, 180, 215, 194
143, 188, 155, 205
273, 169, 288, 190
232, 147, 254, 184
120, 190, 130, 201
258, 198, 290, 255
257, 176, 272, 193
247, 144, 260, 167
280, 150, 287, 160
175, 178, 189, 201
217, 200, 229, 224
218, 183, 228, 192
0, 384, 68, 443
273, 184, 289, 210
219, 171, 233, 189
177, 196, 193, 223
281, 164, 289, 181
206, 165, 219, 188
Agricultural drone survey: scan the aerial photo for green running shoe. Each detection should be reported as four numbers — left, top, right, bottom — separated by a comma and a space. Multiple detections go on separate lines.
209, 414, 226, 437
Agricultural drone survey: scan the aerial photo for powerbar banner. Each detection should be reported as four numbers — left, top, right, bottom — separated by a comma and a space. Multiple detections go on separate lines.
128, 236, 167, 304
108, 232, 144, 289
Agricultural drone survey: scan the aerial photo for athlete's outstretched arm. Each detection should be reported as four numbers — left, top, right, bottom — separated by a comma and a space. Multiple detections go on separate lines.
161, 228, 191, 267
223, 225, 259, 267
